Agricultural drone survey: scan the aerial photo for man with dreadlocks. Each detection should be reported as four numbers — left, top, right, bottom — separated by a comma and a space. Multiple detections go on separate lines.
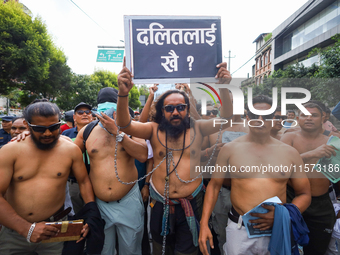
97, 60, 233, 255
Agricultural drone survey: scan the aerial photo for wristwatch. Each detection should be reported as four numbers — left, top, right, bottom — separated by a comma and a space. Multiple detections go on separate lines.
116, 131, 125, 142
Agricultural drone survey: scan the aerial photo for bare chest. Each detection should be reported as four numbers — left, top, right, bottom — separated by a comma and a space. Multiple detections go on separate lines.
13, 153, 71, 182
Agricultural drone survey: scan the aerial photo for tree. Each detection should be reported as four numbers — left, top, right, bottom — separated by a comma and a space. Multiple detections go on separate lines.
139, 84, 150, 102
91, 70, 118, 89
310, 35, 340, 106
0, 1, 73, 105
129, 85, 141, 110
0, 1, 50, 94
55, 74, 102, 111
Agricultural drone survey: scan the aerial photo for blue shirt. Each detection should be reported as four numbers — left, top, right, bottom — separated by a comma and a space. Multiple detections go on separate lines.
62, 127, 78, 139
0, 129, 11, 147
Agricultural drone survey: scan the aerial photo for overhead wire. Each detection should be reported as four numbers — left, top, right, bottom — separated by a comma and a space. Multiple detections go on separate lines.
69, 0, 109, 35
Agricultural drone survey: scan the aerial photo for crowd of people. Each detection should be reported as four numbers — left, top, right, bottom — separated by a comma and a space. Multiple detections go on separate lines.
0, 60, 340, 255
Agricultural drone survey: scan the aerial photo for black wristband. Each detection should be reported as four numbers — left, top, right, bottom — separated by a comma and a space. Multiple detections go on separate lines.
117, 94, 129, 97
144, 182, 150, 186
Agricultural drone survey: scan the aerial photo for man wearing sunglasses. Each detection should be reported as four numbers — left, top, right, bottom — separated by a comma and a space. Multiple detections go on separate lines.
62, 102, 93, 140
62, 102, 93, 215
0, 101, 97, 254
98, 61, 233, 255
200, 95, 311, 255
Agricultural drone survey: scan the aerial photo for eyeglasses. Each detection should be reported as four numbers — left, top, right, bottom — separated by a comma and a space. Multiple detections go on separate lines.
207, 110, 218, 116
274, 115, 287, 120
76, 110, 92, 115
27, 122, 61, 133
247, 112, 275, 120
163, 104, 187, 113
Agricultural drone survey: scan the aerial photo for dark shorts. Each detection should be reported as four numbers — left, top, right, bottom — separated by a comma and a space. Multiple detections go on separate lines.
287, 185, 336, 255
150, 190, 204, 255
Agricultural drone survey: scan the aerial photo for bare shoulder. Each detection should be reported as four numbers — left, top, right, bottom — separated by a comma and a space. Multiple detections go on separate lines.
280, 131, 298, 143
58, 138, 82, 155
0, 140, 20, 156
221, 135, 247, 150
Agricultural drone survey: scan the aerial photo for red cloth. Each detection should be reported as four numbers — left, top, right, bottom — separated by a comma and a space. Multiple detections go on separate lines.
60, 123, 71, 133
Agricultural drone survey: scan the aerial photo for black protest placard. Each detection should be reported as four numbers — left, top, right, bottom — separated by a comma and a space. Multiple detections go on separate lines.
124, 16, 222, 83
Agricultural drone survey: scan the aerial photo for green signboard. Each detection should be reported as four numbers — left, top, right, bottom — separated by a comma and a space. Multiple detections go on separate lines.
96, 49, 124, 62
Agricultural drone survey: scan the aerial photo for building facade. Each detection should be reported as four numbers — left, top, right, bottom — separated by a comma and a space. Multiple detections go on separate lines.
272, 0, 340, 70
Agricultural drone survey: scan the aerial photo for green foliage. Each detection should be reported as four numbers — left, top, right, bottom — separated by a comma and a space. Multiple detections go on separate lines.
138, 84, 150, 102
0, 0, 73, 106
129, 85, 141, 110
55, 74, 102, 110
249, 34, 340, 107
264, 33, 272, 42
91, 70, 118, 89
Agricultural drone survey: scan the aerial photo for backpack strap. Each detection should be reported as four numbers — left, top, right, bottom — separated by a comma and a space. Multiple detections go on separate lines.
83, 120, 99, 147
82, 120, 99, 174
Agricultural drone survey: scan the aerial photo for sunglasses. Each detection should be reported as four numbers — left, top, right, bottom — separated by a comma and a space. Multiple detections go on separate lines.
27, 122, 61, 133
76, 110, 92, 115
207, 110, 218, 116
274, 115, 287, 120
163, 104, 187, 113
247, 112, 275, 120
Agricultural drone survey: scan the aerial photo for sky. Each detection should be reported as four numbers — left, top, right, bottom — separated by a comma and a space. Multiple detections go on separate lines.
20, 0, 308, 79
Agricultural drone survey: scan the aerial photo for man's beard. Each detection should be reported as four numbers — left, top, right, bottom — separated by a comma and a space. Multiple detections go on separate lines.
159, 114, 190, 139
30, 130, 60, 150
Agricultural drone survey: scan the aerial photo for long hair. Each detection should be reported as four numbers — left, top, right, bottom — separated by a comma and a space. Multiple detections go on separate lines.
152, 90, 190, 124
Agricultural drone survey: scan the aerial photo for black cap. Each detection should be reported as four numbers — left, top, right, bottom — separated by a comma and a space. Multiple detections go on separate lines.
64, 110, 74, 122
97, 87, 118, 104
74, 102, 92, 112
2, 116, 14, 121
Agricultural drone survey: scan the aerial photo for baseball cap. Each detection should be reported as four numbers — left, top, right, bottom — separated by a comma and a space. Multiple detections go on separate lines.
2, 116, 14, 121
74, 102, 92, 112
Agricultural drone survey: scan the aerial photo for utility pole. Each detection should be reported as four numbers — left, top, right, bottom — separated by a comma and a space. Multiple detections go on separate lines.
224, 50, 236, 72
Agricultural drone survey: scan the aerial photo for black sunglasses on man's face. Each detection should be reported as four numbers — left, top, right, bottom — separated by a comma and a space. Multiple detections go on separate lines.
76, 110, 92, 115
27, 122, 61, 133
163, 104, 187, 113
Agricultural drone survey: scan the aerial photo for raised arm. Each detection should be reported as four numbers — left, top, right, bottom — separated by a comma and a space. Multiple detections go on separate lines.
102, 59, 154, 140
139, 85, 157, 123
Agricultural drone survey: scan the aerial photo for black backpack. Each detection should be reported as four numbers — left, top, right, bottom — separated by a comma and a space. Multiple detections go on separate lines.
82, 120, 99, 174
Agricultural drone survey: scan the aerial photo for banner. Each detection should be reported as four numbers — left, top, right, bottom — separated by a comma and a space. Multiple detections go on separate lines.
124, 16, 222, 83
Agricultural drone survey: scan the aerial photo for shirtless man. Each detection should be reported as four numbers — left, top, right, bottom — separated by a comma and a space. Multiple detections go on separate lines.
97, 61, 232, 254
74, 87, 148, 255
199, 95, 311, 255
281, 102, 337, 255
205, 112, 248, 254
0, 101, 95, 255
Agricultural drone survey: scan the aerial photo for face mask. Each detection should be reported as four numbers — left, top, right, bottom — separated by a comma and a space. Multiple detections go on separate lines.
97, 102, 117, 114
97, 104, 116, 130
